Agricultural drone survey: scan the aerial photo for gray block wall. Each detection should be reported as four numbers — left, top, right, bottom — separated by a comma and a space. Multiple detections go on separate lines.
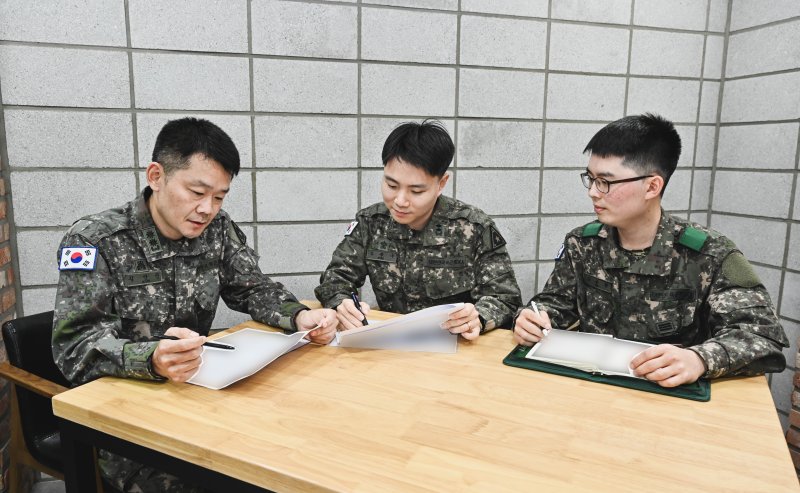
0, 1, 798, 427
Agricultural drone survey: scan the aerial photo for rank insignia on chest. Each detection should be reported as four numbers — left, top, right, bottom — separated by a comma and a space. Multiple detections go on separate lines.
344, 221, 358, 236
141, 227, 163, 255
59, 246, 98, 271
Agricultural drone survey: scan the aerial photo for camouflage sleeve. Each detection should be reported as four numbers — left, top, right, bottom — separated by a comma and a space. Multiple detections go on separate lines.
519, 235, 582, 330
219, 221, 308, 332
314, 219, 369, 309
471, 223, 522, 332
52, 234, 161, 385
689, 251, 788, 378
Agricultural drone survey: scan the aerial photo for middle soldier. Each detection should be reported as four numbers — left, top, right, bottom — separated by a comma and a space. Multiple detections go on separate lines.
315, 120, 522, 339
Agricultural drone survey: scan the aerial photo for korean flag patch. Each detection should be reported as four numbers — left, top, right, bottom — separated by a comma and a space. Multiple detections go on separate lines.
344, 221, 358, 236
59, 247, 98, 271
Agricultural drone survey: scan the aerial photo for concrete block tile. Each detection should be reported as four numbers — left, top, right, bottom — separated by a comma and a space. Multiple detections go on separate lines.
457, 121, 541, 168
252, 1, 357, 59
539, 215, 595, 260
255, 116, 357, 168
543, 123, 600, 168
360, 277, 378, 307
704, 35, 724, 79
688, 212, 709, 226
547, 74, 625, 121
721, 72, 800, 123
695, 126, 716, 166
634, 0, 708, 31
661, 169, 691, 212
362, 7, 456, 64
137, 113, 253, 169
709, 214, 787, 266
675, 125, 696, 167
459, 69, 544, 119
0, 0, 126, 45
549, 23, 629, 74
461, 0, 548, 17
271, 274, 326, 302
690, 169, 711, 210
362, 64, 454, 116
258, 223, 350, 274
627, 78, 700, 123
254, 59, 358, 114
0, 46, 129, 108
360, 169, 454, 208
456, 170, 538, 215
360, 118, 455, 168
726, 21, 800, 78
222, 171, 254, 223
17, 230, 66, 286
541, 170, 591, 214
752, 265, 782, 307
713, 171, 793, 218
782, 272, 800, 321
133, 53, 249, 111
788, 224, 800, 271
5, 110, 133, 168
363, 0, 457, 10
536, 260, 554, 294
551, 0, 632, 24
630, 30, 704, 77
780, 320, 800, 379
717, 123, 798, 169
11, 171, 137, 226
492, 217, 538, 262
730, 0, 800, 31
796, 183, 800, 220
513, 262, 537, 303
770, 366, 793, 413
130, 0, 247, 52
699, 81, 720, 124
707, 0, 729, 32
256, 171, 358, 221
21, 288, 57, 318
460, 15, 546, 69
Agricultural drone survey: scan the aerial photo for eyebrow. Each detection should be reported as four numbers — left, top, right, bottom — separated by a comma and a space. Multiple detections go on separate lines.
585, 168, 615, 178
384, 174, 427, 189
188, 179, 229, 194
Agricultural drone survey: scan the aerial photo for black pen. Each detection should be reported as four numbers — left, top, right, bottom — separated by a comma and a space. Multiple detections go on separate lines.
350, 292, 369, 326
153, 334, 235, 350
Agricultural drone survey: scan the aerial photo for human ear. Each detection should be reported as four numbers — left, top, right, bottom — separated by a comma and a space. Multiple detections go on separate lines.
645, 175, 664, 199
146, 162, 165, 190
437, 173, 450, 196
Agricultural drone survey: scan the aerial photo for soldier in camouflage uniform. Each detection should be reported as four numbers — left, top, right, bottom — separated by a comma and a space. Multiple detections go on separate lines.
514, 113, 788, 387
53, 118, 337, 493
315, 120, 522, 337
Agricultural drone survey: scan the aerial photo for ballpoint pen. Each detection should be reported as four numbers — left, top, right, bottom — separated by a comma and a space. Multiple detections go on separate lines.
351, 292, 369, 326
530, 301, 550, 337
153, 334, 235, 350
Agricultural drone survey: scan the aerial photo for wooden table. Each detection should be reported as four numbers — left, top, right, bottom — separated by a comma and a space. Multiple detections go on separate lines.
53, 309, 799, 492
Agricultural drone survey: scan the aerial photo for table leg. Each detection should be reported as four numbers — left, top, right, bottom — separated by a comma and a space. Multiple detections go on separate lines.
59, 418, 99, 493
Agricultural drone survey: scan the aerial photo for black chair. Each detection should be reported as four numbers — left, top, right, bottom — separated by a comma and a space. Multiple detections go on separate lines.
0, 310, 70, 491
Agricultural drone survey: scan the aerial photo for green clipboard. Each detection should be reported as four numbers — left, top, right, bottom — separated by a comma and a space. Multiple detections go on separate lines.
502, 344, 710, 402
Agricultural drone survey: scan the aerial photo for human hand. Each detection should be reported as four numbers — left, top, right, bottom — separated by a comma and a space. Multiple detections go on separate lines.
630, 344, 706, 387
296, 308, 337, 344
441, 303, 481, 340
513, 308, 551, 346
335, 298, 371, 330
152, 327, 206, 382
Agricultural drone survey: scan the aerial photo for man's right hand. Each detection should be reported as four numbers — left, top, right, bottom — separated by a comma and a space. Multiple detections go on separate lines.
513, 308, 551, 346
152, 327, 206, 382
336, 298, 371, 330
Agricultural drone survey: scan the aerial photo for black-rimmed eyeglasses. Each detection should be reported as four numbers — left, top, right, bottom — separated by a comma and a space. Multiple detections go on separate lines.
580, 172, 654, 194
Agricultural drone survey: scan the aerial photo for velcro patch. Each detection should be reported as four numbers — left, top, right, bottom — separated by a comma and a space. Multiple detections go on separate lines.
722, 252, 761, 288
344, 221, 358, 236
59, 246, 98, 271
487, 225, 506, 251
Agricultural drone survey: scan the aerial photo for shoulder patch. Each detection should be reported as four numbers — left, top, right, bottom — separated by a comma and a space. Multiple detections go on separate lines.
487, 225, 507, 251
555, 243, 565, 260
59, 246, 98, 271
344, 220, 358, 236
721, 252, 761, 288
678, 227, 708, 252
582, 222, 602, 237
227, 221, 247, 246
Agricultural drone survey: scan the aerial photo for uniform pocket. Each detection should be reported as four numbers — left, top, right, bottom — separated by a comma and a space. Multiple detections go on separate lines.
424, 267, 474, 300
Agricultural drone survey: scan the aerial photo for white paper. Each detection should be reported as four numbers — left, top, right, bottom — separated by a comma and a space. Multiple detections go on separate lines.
187, 328, 310, 390
525, 328, 653, 378
334, 303, 462, 353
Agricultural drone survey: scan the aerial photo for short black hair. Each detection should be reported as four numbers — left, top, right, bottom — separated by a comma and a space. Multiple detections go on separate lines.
584, 113, 681, 195
151, 117, 240, 177
381, 120, 454, 177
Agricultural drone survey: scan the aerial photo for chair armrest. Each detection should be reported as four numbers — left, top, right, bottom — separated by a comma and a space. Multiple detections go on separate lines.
0, 362, 69, 398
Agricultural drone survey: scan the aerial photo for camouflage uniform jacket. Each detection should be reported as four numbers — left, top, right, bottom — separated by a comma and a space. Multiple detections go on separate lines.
315, 196, 522, 332
53, 188, 309, 385
531, 211, 788, 378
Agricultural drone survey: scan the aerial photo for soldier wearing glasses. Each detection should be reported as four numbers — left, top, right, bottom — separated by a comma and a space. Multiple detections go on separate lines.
514, 113, 788, 388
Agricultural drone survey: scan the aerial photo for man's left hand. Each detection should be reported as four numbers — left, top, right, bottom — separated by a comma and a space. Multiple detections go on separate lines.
295, 309, 337, 345
630, 344, 706, 388
441, 303, 481, 340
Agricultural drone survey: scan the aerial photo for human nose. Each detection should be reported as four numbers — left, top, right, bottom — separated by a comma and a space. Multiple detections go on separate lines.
587, 180, 603, 198
196, 195, 213, 214
394, 190, 410, 207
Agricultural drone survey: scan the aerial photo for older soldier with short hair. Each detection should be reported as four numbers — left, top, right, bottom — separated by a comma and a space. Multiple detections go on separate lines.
514, 113, 788, 387
315, 120, 522, 338
53, 117, 337, 493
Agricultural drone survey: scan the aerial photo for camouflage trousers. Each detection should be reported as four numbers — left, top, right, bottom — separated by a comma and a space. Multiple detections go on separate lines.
99, 450, 210, 493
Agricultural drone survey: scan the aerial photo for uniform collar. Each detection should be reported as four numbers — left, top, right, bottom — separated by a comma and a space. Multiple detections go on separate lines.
601, 209, 673, 276
386, 196, 450, 246
132, 187, 208, 261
